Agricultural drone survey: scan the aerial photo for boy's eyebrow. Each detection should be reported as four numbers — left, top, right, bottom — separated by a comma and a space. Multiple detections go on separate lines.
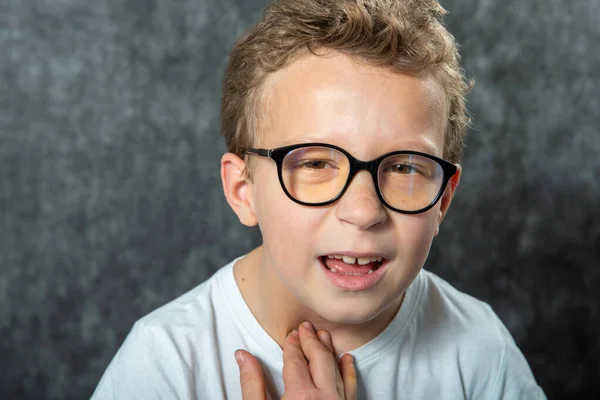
272, 138, 441, 157
386, 140, 440, 156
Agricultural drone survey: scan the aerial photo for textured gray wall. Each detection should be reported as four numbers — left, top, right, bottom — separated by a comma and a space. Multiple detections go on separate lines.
0, 0, 598, 399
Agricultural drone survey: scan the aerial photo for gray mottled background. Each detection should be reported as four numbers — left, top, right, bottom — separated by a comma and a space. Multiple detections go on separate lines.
0, 0, 598, 399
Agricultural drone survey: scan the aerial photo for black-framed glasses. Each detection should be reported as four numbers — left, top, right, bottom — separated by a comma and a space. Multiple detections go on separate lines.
245, 142, 457, 214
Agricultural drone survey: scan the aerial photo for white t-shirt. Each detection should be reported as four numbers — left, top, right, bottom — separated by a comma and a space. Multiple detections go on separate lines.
91, 257, 546, 399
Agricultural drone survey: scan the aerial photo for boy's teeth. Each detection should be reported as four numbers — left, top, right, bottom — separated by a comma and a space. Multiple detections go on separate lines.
327, 255, 383, 264
342, 255, 356, 264
329, 266, 375, 275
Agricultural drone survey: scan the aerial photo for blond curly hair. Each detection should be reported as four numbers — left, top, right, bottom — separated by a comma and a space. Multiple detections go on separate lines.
221, 0, 472, 168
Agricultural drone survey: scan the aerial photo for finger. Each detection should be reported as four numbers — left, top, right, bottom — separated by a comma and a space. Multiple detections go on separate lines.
298, 322, 343, 393
235, 350, 267, 400
317, 329, 345, 395
340, 353, 358, 400
282, 329, 314, 391
317, 329, 334, 353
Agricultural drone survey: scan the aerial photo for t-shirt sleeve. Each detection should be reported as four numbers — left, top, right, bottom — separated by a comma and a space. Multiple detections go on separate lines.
486, 308, 547, 400
90, 322, 193, 400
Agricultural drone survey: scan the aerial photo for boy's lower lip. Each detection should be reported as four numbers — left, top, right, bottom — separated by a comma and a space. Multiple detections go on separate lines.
318, 257, 388, 291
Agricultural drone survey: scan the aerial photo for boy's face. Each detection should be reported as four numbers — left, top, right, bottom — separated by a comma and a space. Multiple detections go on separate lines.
230, 51, 460, 326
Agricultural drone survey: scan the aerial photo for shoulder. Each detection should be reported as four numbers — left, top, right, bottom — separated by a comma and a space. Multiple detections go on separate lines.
419, 270, 508, 363
126, 263, 236, 360
91, 262, 238, 400
415, 270, 546, 399
417, 269, 502, 340
130, 256, 248, 335
416, 270, 507, 364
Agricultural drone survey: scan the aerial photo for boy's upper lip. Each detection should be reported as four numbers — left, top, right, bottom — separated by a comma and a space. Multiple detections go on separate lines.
320, 251, 390, 259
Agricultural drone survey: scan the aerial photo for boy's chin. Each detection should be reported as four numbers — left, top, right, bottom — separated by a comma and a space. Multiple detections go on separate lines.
308, 297, 396, 327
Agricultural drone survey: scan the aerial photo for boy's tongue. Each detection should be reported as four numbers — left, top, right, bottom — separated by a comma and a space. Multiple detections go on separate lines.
324, 257, 378, 274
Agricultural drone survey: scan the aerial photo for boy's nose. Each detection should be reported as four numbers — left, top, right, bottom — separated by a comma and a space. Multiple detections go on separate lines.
335, 171, 388, 230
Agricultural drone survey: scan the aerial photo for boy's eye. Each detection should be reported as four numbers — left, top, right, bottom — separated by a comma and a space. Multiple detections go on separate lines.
385, 163, 420, 174
300, 160, 330, 169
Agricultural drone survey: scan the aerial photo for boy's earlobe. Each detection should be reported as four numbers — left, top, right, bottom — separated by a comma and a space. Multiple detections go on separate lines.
221, 153, 258, 227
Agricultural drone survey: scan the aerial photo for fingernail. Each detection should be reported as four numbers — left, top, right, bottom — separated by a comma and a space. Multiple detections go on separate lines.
317, 330, 329, 344
290, 329, 299, 338
346, 353, 354, 365
235, 350, 245, 365
302, 321, 314, 332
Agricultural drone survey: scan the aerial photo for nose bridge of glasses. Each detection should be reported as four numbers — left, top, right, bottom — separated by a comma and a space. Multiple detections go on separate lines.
345, 159, 380, 193
347, 158, 379, 183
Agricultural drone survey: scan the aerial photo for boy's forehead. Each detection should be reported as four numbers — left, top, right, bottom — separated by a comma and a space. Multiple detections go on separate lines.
264, 51, 446, 102
257, 52, 448, 154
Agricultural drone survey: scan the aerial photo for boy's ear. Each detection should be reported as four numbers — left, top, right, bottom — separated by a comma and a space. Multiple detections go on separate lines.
221, 152, 258, 227
433, 164, 462, 237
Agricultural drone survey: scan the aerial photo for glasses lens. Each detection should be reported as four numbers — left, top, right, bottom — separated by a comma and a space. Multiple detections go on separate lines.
281, 146, 349, 204
378, 153, 444, 211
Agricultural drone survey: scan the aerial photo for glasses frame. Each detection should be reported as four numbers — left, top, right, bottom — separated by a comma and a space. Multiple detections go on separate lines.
245, 142, 458, 215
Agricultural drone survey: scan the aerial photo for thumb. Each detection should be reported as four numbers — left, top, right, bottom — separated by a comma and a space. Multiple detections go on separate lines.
235, 349, 267, 400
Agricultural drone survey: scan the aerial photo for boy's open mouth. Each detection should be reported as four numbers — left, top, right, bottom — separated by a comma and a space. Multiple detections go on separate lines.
319, 255, 385, 276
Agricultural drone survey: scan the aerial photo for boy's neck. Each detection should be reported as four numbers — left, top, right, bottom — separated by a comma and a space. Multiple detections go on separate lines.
233, 246, 405, 355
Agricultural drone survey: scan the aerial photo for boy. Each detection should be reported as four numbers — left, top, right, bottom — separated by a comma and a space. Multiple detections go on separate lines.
92, 0, 546, 399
